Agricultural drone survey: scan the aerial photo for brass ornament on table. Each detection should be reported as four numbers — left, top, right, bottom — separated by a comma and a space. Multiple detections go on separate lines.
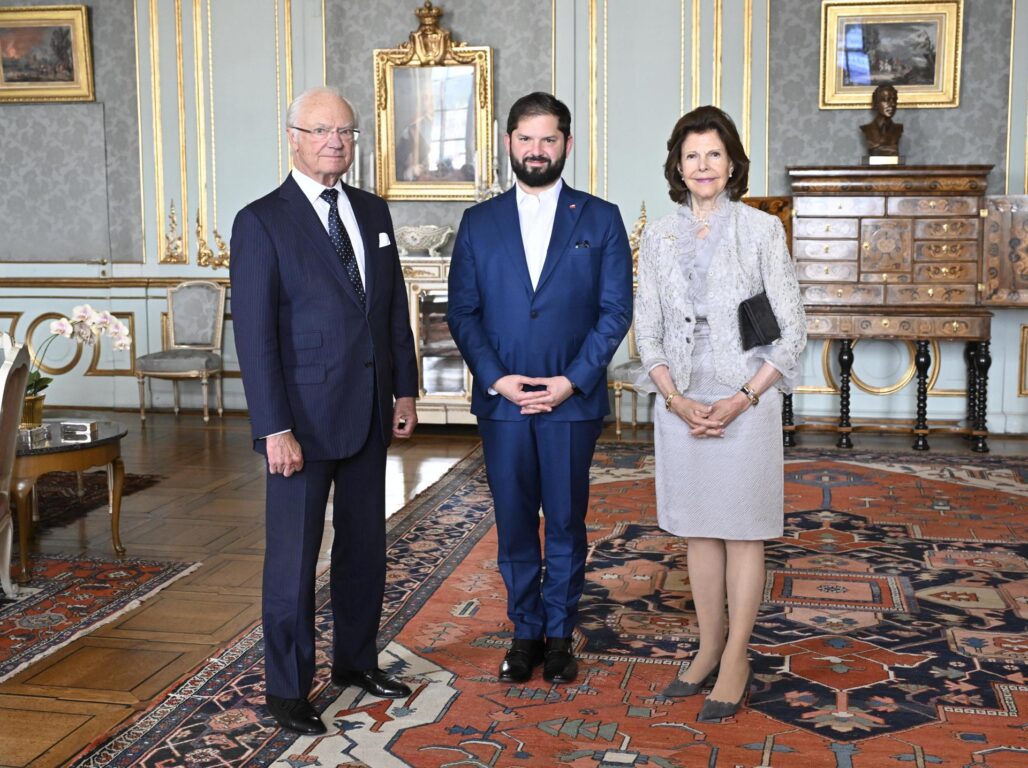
19, 393, 45, 429
163, 201, 186, 264
195, 209, 230, 268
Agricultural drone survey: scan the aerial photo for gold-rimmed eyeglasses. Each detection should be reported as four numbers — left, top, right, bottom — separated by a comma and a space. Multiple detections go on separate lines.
290, 125, 360, 142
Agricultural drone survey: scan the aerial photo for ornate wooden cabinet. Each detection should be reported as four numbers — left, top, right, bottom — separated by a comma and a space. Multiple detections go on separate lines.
400, 256, 475, 424
787, 166, 1027, 451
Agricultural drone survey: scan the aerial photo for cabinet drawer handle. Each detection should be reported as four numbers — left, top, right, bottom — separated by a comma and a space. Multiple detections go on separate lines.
836, 289, 843, 297
942, 223, 949, 232
941, 267, 949, 275
823, 245, 830, 253
929, 200, 937, 208
881, 273, 888, 281
824, 224, 832, 233
927, 288, 935, 297
882, 319, 890, 328
952, 321, 959, 332
862, 242, 870, 250
823, 266, 831, 275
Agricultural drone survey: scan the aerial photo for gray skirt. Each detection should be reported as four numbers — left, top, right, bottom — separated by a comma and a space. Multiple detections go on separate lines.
653, 322, 784, 540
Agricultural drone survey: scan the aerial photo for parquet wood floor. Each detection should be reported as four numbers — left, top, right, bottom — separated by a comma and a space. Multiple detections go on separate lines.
0, 412, 1020, 767
0, 412, 478, 768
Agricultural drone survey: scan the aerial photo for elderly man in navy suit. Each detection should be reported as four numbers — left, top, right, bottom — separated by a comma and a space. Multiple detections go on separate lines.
231, 87, 418, 734
448, 92, 633, 685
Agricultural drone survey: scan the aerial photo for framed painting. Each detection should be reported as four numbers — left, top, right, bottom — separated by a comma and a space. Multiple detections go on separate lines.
0, 5, 93, 103
820, 1, 963, 109
374, 2, 493, 201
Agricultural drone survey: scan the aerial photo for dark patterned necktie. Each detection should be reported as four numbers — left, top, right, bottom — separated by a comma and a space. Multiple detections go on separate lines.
319, 188, 366, 306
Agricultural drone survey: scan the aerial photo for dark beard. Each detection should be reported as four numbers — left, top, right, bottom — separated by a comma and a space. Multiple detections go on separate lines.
510, 151, 566, 188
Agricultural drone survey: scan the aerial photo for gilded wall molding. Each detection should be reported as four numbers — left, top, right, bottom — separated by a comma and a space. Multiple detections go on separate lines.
0, 313, 22, 339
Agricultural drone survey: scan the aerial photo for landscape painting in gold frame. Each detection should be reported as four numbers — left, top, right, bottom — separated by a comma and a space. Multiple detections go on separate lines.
820, 0, 962, 109
374, 2, 493, 201
0, 5, 94, 103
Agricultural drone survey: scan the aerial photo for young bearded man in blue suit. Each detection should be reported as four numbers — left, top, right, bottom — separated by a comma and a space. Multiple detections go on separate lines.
448, 92, 633, 684
231, 87, 418, 735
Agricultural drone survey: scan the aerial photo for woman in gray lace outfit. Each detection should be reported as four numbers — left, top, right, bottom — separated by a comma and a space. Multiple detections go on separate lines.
634, 106, 806, 720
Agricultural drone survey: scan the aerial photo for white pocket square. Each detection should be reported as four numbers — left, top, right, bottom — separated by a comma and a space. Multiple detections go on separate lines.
379, 232, 391, 247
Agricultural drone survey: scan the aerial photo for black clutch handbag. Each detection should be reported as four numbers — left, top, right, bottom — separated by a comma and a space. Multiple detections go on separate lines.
738, 291, 781, 350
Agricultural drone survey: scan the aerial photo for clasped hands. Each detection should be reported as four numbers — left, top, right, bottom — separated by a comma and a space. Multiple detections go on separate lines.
668, 392, 750, 438
493, 374, 574, 414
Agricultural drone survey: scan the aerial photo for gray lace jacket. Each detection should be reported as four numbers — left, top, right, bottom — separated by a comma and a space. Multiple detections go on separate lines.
635, 201, 807, 394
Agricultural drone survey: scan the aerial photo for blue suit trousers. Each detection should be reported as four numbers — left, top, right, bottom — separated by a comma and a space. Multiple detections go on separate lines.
478, 416, 602, 640
262, 416, 385, 699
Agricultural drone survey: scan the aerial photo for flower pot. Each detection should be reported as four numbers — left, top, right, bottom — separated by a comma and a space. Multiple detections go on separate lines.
20, 393, 45, 429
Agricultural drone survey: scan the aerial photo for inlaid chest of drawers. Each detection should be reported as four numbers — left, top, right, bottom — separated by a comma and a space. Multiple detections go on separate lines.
786, 165, 1027, 452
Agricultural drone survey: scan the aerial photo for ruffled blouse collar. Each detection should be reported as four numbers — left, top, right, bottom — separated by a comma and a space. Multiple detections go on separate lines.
676, 191, 732, 236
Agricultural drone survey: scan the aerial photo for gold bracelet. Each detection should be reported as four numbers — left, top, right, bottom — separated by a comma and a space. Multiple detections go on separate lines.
664, 391, 681, 410
740, 384, 759, 407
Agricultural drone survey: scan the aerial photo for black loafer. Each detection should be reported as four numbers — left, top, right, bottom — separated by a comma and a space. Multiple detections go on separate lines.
543, 637, 578, 684
498, 639, 545, 683
266, 695, 327, 735
332, 667, 412, 699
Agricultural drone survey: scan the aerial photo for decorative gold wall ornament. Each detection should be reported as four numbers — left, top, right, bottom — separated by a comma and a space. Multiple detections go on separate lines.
195, 209, 229, 268
162, 201, 186, 264
374, 2, 494, 201
628, 202, 647, 277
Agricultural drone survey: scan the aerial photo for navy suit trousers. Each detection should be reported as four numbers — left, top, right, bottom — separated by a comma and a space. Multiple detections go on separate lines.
261, 413, 385, 699
478, 416, 603, 640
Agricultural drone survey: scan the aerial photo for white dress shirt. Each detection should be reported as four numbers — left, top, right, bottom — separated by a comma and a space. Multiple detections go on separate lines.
291, 168, 366, 286
516, 178, 562, 289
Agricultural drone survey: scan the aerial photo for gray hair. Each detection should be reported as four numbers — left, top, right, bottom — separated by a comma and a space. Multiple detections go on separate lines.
286, 86, 359, 130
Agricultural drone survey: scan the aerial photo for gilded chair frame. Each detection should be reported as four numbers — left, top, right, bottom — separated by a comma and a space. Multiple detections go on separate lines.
136, 280, 227, 423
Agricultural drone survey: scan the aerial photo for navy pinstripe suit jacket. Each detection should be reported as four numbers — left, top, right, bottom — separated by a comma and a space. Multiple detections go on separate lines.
230, 175, 418, 461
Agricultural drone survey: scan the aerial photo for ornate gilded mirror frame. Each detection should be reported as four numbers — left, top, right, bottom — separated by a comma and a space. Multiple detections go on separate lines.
373, 2, 493, 201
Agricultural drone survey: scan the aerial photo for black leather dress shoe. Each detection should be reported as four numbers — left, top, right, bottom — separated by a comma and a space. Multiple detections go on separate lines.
543, 637, 578, 684
266, 695, 327, 735
331, 667, 412, 699
498, 639, 545, 683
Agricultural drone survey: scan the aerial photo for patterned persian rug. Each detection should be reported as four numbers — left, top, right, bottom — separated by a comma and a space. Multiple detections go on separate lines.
71, 445, 1028, 767
0, 554, 198, 682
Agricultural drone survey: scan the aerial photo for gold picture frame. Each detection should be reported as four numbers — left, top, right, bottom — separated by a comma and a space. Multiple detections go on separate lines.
0, 5, 94, 103
820, 0, 963, 109
373, 2, 493, 201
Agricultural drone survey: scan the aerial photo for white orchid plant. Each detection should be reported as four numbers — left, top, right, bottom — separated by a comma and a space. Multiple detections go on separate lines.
26, 304, 133, 396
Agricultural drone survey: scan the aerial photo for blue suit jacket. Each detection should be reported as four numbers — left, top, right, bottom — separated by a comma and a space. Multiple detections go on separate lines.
447, 183, 633, 421
230, 175, 418, 460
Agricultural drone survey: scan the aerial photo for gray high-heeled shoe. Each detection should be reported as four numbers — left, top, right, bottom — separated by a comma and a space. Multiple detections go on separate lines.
661, 664, 719, 698
697, 668, 754, 721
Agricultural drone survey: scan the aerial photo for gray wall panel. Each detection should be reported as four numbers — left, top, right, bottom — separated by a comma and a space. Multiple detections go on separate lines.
0, 0, 143, 263
769, 0, 1011, 194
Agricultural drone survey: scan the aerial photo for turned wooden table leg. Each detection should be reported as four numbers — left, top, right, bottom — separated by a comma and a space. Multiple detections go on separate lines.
108, 457, 126, 555
12, 479, 34, 584
912, 340, 931, 451
837, 339, 854, 449
963, 342, 977, 441
971, 341, 991, 453
782, 393, 796, 448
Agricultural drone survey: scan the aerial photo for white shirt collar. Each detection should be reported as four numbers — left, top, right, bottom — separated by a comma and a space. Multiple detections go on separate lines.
292, 168, 342, 204
515, 178, 563, 208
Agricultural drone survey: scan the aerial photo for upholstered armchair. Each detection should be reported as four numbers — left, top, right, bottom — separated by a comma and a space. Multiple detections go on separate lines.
136, 280, 226, 423
1, 333, 30, 597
